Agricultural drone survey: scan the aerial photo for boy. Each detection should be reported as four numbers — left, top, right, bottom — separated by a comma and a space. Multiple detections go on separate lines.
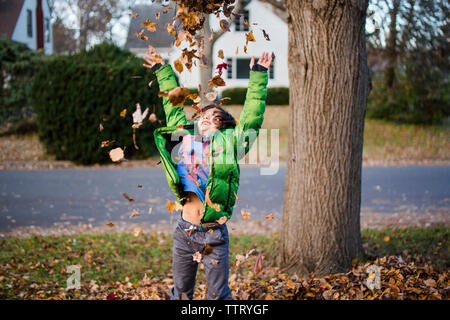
144, 48, 272, 300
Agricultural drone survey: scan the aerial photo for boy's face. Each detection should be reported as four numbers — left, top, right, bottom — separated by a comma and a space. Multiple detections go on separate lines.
198, 108, 219, 135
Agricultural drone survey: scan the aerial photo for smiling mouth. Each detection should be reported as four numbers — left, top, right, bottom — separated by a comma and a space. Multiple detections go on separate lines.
202, 121, 211, 126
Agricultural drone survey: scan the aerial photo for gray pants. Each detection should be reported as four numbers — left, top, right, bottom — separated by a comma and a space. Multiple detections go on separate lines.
170, 215, 233, 300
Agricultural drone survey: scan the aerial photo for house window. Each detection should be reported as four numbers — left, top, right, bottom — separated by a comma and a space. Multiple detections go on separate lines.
226, 58, 232, 79
236, 58, 251, 79
27, 9, 33, 37
234, 10, 249, 32
45, 18, 50, 43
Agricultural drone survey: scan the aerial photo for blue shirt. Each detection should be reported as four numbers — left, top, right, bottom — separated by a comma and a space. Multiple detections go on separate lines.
176, 133, 211, 203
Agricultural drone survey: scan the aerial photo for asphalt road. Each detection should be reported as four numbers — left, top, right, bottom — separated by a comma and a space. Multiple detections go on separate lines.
0, 166, 449, 232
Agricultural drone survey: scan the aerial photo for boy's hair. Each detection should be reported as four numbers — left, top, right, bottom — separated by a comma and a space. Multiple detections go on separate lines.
192, 104, 236, 129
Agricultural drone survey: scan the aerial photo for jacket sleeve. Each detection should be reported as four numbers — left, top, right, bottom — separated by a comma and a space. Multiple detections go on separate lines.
155, 64, 191, 127
234, 70, 268, 159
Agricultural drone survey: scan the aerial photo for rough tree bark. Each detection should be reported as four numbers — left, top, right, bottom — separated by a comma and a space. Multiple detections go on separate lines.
278, 0, 371, 276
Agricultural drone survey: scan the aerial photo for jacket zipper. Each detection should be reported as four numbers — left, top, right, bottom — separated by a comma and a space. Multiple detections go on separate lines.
161, 156, 175, 183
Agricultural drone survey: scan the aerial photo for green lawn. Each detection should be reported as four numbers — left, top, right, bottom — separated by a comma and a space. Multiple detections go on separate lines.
0, 226, 447, 299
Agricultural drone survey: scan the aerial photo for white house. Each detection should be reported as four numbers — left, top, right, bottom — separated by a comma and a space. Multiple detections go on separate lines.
0, 0, 53, 54
125, 0, 288, 90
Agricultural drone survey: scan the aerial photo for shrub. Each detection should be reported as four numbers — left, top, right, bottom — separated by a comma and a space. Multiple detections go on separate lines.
221, 87, 289, 105
367, 63, 450, 125
0, 36, 47, 125
31, 42, 164, 165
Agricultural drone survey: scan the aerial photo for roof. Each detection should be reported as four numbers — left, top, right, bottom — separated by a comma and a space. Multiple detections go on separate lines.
125, 4, 176, 50
0, 0, 25, 38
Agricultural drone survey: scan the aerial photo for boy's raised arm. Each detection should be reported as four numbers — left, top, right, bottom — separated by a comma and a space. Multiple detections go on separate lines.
143, 46, 190, 127
234, 52, 272, 157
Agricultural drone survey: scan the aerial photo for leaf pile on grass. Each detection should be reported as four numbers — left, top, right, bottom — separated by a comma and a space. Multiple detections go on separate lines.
0, 227, 448, 300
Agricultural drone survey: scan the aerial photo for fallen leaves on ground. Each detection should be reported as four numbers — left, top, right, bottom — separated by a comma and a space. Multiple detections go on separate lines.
0, 227, 448, 300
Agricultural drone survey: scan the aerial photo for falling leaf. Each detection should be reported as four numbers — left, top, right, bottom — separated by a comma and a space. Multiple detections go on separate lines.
216, 216, 228, 225
99, 123, 104, 132
168, 87, 191, 106
105, 222, 115, 228
243, 45, 247, 54
132, 103, 149, 127
234, 191, 241, 200
149, 113, 158, 123
130, 209, 140, 218
109, 148, 124, 162
120, 109, 127, 117
101, 140, 115, 148
218, 97, 231, 105
192, 252, 202, 263
262, 29, 270, 41
158, 91, 169, 97
265, 213, 274, 220
155, 12, 160, 20
208, 33, 213, 42
174, 59, 184, 73
253, 253, 263, 274
216, 62, 228, 74
142, 19, 158, 32
167, 201, 176, 213
205, 91, 218, 101
218, 49, 224, 59
245, 30, 256, 45
219, 19, 230, 32
244, 20, 250, 27
208, 75, 226, 88
207, 229, 214, 234
122, 193, 135, 202
235, 47, 239, 55
241, 209, 251, 220
148, 207, 153, 215
133, 227, 142, 237
166, 23, 176, 35
383, 236, 390, 242
137, 184, 143, 188
203, 245, 213, 255
130, 13, 139, 18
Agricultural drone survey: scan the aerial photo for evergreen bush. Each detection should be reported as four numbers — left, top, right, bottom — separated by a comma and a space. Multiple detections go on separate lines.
31, 43, 164, 165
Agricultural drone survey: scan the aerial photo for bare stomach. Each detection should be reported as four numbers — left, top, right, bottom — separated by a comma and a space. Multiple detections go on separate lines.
182, 191, 204, 225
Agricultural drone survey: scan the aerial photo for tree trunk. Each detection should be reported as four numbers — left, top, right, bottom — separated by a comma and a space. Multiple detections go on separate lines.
385, 0, 401, 91
278, 0, 371, 276
199, 19, 214, 107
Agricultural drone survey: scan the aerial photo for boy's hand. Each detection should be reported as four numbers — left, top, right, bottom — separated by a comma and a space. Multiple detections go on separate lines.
249, 52, 273, 70
143, 45, 165, 69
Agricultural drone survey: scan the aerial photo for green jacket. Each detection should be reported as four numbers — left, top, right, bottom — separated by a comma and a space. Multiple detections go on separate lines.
153, 64, 268, 223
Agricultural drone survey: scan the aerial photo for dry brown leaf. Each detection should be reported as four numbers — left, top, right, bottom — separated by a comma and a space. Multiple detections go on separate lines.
205, 91, 218, 101
122, 193, 135, 202
192, 251, 202, 263
105, 222, 115, 228
208, 75, 226, 88
132, 227, 142, 237
241, 209, 251, 220
168, 87, 190, 106
109, 147, 124, 162
219, 19, 230, 32
218, 49, 224, 59
216, 216, 228, 225
142, 19, 158, 32
130, 209, 140, 218
265, 213, 274, 220
174, 59, 184, 73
